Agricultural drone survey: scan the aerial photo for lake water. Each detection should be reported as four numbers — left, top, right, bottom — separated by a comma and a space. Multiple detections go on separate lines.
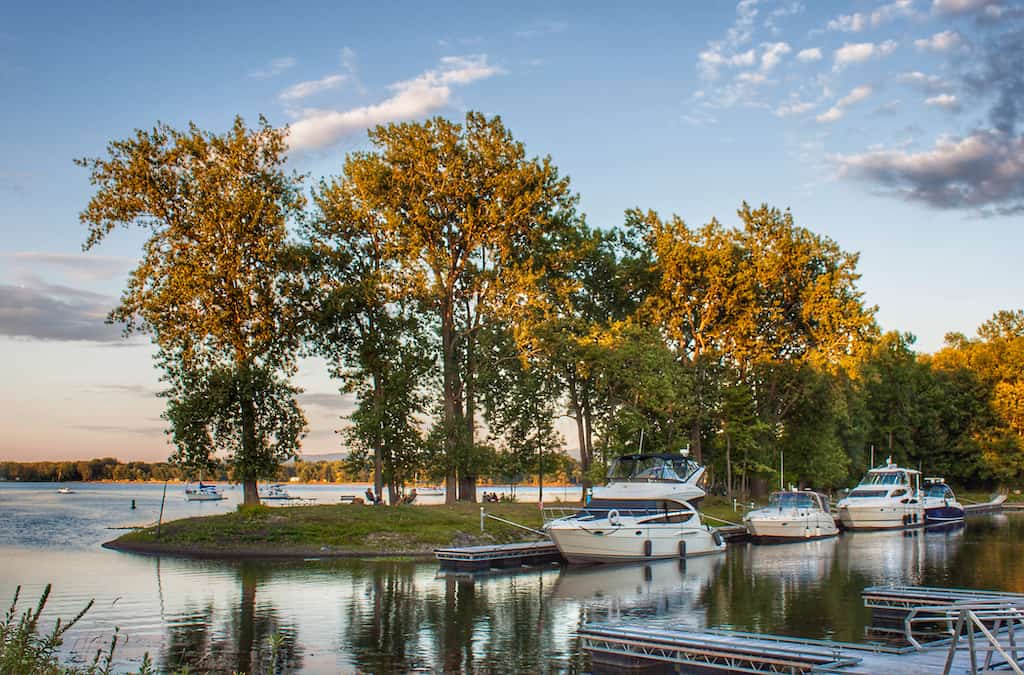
2, 482, 1023, 673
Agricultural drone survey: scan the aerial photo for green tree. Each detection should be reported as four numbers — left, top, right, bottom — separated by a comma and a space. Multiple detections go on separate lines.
327, 112, 576, 502
77, 116, 308, 504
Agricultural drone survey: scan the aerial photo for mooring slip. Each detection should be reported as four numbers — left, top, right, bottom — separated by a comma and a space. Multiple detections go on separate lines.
863, 584, 1024, 617
581, 622, 1024, 674
433, 540, 562, 572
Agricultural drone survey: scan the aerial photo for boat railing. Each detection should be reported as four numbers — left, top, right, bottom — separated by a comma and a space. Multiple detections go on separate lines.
541, 505, 698, 528
903, 601, 1024, 674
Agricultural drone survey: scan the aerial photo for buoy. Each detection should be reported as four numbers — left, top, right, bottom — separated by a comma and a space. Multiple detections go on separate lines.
131, 499, 136, 510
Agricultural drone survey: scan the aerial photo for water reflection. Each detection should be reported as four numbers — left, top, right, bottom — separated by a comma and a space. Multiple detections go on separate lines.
7, 487, 1024, 673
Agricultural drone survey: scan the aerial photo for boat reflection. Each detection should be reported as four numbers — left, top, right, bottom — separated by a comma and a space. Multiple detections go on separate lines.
838, 524, 964, 586
551, 556, 723, 627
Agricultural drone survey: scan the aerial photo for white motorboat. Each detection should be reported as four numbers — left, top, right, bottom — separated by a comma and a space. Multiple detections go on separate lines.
922, 478, 966, 525
417, 486, 445, 497
185, 481, 226, 501
57, 486, 75, 494
744, 490, 838, 541
259, 483, 298, 501
544, 452, 727, 564
836, 458, 924, 530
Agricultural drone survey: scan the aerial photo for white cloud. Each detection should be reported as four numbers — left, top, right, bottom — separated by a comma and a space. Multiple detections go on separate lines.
797, 47, 823, 62
914, 30, 965, 52
932, 0, 1000, 15
760, 41, 791, 70
775, 100, 815, 116
828, 13, 867, 32
287, 55, 501, 153
897, 71, 954, 93
817, 107, 843, 123
871, 0, 918, 25
925, 93, 962, 110
696, 0, 761, 79
279, 74, 348, 102
834, 40, 898, 68
249, 57, 297, 79
737, 71, 768, 84
838, 85, 874, 107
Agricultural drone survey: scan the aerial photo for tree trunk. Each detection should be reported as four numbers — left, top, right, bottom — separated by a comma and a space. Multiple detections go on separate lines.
690, 419, 703, 464
240, 388, 260, 506
570, 378, 589, 501
372, 375, 384, 504
441, 300, 459, 505
726, 432, 732, 498
459, 327, 477, 503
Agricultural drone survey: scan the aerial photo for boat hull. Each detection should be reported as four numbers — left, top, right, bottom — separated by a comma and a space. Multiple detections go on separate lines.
745, 516, 838, 541
925, 504, 966, 524
837, 502, 924, 530
547, 522, 726, 564
185, 493, 225, 501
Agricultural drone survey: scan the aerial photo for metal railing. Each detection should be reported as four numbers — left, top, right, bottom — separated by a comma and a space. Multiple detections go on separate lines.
904, 601, 1024, 674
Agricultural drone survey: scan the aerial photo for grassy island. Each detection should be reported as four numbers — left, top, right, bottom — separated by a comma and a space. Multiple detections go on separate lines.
104, 502, 555, 559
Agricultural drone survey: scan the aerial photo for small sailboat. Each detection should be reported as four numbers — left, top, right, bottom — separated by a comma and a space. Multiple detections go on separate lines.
185, 480, 226, 501
744, 490, 838, 542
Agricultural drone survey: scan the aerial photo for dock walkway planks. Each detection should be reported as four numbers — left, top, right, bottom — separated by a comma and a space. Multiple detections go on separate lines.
434, 540, 562, 571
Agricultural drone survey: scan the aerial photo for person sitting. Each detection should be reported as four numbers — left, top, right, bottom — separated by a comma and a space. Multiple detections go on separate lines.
365, 487, 376, 504
402, 489, 418, 505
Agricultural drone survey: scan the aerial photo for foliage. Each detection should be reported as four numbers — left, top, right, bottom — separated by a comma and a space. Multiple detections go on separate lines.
77, 116, 308, 504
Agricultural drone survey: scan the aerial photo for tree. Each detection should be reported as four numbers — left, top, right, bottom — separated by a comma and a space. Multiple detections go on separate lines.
77, 116, 307, 504
327, 112, 576, 502
298, 174, 433, 504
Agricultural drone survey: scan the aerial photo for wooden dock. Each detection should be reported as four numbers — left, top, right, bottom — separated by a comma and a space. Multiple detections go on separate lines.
583, 584, 1024, 673
434, 540, 562, 572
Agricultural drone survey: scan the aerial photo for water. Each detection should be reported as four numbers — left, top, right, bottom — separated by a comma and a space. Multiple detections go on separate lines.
1, 483, 1022, 673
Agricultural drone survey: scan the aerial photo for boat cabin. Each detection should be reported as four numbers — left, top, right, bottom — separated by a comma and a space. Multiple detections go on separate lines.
847, 460, 921, 499
606, 454, 703, 485
767, 490, 829, 512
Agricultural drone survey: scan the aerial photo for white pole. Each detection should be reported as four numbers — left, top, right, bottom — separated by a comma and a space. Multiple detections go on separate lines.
780, 449, 784, 490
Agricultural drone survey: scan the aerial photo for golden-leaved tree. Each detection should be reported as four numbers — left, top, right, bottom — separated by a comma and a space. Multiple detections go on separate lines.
77, 116, 307, 505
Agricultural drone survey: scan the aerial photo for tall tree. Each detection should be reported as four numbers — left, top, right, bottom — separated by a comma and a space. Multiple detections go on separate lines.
77, 116, 307, 504
297, 175, 432, 504
328, 112, 576, 502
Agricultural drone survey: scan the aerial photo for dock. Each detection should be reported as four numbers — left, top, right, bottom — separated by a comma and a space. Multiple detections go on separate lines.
583, 584, 1024, 674
434, 540, 562, 571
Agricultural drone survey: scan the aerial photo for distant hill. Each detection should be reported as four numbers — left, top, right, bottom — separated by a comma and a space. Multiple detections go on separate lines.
297, 452, 349, 463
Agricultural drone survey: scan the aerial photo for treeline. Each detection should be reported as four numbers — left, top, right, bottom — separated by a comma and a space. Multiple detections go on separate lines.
0, 456, 581, 486
75, 112, 1024, 504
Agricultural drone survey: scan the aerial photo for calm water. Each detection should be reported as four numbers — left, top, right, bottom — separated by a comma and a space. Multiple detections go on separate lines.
1, 482, 1023, 673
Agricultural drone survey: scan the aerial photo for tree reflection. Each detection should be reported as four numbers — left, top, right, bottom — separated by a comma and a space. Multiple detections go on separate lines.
160, 561, 303, 674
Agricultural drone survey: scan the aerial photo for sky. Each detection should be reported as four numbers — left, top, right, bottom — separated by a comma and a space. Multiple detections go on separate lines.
1, 0, 1022, 462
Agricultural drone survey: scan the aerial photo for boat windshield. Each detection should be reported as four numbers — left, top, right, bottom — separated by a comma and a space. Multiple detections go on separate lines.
860, 471, 908, 486
926, 484, 953, 499
768, 492, 818, 509
607, 455, 700, 482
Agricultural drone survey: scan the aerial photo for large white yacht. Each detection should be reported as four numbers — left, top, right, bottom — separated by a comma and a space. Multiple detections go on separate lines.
544, 452, 727, 563
836, 458, 924, 530
744, 490, 838, 541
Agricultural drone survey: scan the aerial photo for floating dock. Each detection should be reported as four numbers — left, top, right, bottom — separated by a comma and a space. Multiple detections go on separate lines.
583, 584, 1024, 674
434, 540, 562, 571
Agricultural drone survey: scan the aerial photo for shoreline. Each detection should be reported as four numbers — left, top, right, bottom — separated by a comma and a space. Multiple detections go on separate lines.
101, 538, 437, 561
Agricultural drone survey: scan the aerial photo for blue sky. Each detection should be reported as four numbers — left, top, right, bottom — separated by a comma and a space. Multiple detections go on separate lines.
1, 0, 1021, 461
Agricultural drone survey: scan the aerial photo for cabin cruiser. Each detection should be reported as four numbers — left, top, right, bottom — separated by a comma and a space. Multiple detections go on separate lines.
185, 481, 225, 501
259, 483, 297, 501
56, 486, 75, 494
544, 452, 727, 564
922, 478, 966, 525
836, 458, 924, 530
744, 490, 838, 541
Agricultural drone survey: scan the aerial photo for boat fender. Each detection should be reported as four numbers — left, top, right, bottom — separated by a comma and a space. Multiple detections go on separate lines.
912, 513, 918, 524
643, 539, 653, 557
608, 509, 621, 527
679, 540, 687, 559
902, 514, 909, 526
713, 530, 725, 548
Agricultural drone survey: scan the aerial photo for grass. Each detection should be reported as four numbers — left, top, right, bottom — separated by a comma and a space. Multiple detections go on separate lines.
110, 502, 553, 558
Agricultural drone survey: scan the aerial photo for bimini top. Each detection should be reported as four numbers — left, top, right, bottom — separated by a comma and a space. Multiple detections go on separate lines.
606, 454, 703, 483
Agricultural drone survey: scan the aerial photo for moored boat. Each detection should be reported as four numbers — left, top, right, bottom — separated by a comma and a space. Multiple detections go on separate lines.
259, 483, 297, 501
836, 458, 924, 530
744, 490, 838, 542
544, 451, 726, 564
185, 481, 226, 501
57, 486, 75, 494
922, 478, 966, 525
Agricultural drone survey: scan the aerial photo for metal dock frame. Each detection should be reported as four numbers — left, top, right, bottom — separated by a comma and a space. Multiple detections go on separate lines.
433, 541, 562, 572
